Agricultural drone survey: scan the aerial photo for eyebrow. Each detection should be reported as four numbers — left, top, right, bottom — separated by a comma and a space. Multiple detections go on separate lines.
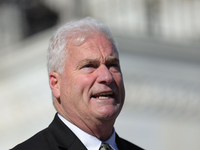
77, 57, 119, 67
106, 57, 119, 64
79, 58, 100, 65
76, 58, 99, 69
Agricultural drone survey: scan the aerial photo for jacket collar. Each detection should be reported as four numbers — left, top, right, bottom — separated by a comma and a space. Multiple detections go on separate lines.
48, 113, 87, 150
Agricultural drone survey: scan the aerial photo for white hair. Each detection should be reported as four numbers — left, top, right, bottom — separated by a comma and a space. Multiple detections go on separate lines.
47, 17, 118, 74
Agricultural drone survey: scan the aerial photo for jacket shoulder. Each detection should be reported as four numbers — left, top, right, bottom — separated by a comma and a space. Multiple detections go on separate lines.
10, 127, 56, 150
116, 134, 144, 150
10, 114, 86, 150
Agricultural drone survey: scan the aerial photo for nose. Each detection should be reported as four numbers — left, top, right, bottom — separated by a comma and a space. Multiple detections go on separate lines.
96, 65, 114, 85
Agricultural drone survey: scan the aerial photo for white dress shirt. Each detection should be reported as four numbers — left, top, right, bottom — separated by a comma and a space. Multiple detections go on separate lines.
58, 114, 118, 150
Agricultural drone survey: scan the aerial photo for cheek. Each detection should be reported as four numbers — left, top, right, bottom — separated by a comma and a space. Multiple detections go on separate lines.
73, 75, 96, 96
60, 73, 76, 101
114, 73, 125, 97
113, 73, 123, 86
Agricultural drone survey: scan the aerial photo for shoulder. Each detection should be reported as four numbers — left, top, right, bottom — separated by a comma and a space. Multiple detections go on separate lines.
10, 127, 54, 150
10, 114, 82, 150
116, 134, 144, 150
10, 114, 62, 150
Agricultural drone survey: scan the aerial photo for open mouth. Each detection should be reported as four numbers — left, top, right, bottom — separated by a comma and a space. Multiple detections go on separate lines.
91, 92, 114, 99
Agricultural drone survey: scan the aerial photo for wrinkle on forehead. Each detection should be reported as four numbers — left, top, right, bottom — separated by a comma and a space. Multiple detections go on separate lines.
66, 34, 119, 65
85, 35, 118, 58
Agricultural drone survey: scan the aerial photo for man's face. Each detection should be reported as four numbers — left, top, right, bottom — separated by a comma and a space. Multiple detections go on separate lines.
54, 34, 125, 124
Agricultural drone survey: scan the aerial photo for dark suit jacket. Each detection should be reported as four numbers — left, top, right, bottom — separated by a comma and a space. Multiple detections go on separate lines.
11, 114, 143, 150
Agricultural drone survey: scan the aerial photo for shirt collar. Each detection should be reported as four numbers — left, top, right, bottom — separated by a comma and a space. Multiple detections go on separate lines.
58, 113, 118, 150
104, 129, 118, 150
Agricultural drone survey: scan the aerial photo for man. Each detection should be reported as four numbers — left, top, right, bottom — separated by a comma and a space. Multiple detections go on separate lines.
11, 17, 143, 150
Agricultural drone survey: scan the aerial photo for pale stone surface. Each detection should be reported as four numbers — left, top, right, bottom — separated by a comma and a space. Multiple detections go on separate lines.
0, 29, 200, 150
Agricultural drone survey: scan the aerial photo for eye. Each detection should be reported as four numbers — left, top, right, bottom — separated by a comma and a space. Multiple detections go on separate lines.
84, 64, 97, 68
81, 63, 99, 73
107, 63, 120, 72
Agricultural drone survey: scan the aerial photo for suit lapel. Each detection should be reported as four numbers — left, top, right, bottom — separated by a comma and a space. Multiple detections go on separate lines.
48, 114, 87, 150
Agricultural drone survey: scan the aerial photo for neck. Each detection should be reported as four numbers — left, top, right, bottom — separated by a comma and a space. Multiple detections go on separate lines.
55, 101, 116, 141
82, 119, 115, 141
68, 114, 115, 141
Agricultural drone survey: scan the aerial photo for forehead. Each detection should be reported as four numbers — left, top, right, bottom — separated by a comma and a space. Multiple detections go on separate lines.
67, 35, 118, 61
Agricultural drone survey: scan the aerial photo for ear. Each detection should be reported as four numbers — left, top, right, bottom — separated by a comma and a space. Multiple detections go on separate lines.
49, 72, 61, 99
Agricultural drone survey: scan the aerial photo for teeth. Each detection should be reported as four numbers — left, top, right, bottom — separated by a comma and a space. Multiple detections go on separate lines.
93, 92, 114, 99
98, 96, 110, 99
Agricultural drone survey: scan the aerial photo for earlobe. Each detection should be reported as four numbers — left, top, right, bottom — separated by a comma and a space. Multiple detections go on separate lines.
49, 72, 61, 99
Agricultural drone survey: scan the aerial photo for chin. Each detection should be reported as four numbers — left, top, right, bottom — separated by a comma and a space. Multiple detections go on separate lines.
97, 106, 121, 120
